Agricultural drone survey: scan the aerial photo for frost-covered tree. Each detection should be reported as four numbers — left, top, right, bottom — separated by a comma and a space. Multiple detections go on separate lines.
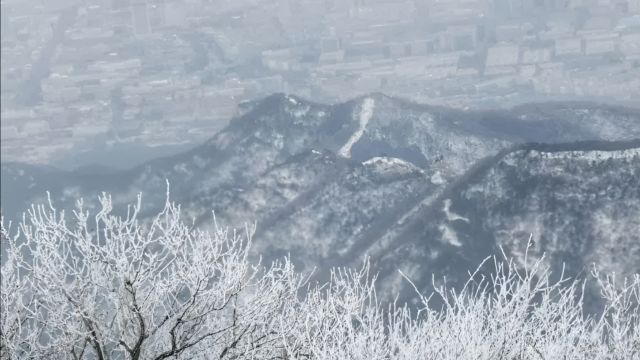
1, 191, 305, 359
2, 191, 639, 359
276, 254, 639, 360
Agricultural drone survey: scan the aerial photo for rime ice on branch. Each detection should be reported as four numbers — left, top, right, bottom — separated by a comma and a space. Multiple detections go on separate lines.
1, 191, 639, 359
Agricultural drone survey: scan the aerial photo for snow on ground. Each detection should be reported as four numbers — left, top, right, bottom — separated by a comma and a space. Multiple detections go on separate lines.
439, 224, 462, 247
430, 171, 445, 185
438, 199, 469, 247
363, 156, 424, 178
443, 198, 469, 223
531, 148, 640, 160
279, 95, 313, 120
339, 97, 375, 158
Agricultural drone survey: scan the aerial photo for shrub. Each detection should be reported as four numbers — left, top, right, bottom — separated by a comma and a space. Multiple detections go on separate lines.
1, 192, 638, 359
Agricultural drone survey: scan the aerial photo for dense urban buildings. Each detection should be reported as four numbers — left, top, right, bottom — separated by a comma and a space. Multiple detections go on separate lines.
2, 0, 639, 165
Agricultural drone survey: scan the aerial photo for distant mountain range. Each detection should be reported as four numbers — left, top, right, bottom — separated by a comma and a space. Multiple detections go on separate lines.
2, 93, 639, 305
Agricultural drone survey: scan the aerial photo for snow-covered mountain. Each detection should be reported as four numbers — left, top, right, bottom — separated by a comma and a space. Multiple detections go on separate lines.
368, 141, 640, 305
2, 94, 639, 303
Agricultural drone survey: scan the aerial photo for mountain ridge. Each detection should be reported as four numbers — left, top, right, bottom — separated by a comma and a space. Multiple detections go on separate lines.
2, 94, 639, 303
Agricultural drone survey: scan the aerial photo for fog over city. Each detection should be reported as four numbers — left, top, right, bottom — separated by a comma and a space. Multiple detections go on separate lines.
1, 0, 639, 169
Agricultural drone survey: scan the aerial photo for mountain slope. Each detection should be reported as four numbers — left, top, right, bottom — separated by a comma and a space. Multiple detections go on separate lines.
371, 141, 640, 303
2, 94, 639, 303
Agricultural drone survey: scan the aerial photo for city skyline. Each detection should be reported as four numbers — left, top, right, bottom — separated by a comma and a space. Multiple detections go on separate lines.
1, 0, 639, 166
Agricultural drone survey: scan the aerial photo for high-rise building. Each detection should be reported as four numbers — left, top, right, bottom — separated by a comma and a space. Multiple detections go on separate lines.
1, 3, 11, 39
492, 0, 525, 18
164, 1, 187, 28
146, 0, 166, 30
131, 0, 151, 36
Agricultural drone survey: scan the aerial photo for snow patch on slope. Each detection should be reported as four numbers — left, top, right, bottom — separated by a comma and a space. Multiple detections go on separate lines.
439, 224, 462, 247
530, 148, 640, 160
286, 95, 311, 119
339, 97, 375, 158
443, 198, 469, 223
438, 199, 469, 247
363, 156, 424, 178
430, 171, 445, 185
